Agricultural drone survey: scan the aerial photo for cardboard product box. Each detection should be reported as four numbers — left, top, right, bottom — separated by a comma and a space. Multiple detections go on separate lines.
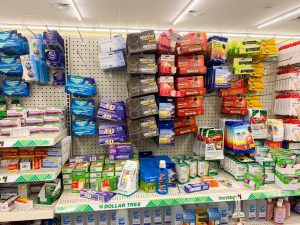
37, 179, 61, 205
126, 30, 157, 54
127, 75, 158, 97
176, 76, 204, 90
175, 96, 203, 109
127, 116, 159, 141
126, 95, 158, 119
90, 161, 104, 173
127, 54, 157, 74
0, 195, 19, 212
173, 117, 196, 129
42, 156, 62, 168
62, 163, 76, 174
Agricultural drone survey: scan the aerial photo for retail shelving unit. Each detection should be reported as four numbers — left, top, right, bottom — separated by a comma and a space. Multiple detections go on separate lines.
248, 213, 299, 225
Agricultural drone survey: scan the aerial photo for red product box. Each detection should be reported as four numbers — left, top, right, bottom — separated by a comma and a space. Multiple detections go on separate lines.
231, 79, 245, 88
175, 125, 198, 136
265, 140, 282, 149
19, 148, 35, 158
176, 76, 204, 90
33, 157, 43, 169
177, 44, 209, 55
219, 87, 247, 97
8, 160, 19, 171
221, 107, 248, 115
158, 76, 175, 96
176, 96, 203, 109
34, 147, 48, 157
173, 117, 197, 128
1, 149, 19, 159
178, 66, 207, 75
159, 89, 178, 97
158, 55, 176, 75
222, 97, 247, 108
177, 55, 205, 68
177, 108, 205, 117
179, 32, 207, 47
176, 88, 206, 97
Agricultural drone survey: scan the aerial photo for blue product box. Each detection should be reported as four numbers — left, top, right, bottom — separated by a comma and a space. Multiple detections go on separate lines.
157, 123, 175, 147
99, 124, 126, 137
53, 71, 65, 85
72, 118, 97, 137
157, 98, 175, 121
0, 55, 23, 75
99, 100, 126, 115
71, 98, 95, 117
97, 109, 125, 122
3, 78, 29, 96
43, 30, 64, 53
99, 135, 126, 145
45, 49, 65, 68
65, 75, 97, 97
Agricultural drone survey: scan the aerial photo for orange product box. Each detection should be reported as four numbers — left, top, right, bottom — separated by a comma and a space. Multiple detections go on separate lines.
179, 32, 207, 47
222, 107, 248, 115
34, 147, 48, 157
265, 140, 282, 149
177, 55, 205, 68
8, 159, 19, 172
176, 88, 206, 97
158, 76, 175, 91
174, 125, 198, 136
176, 96, 203, 109
33, 156, 43, 169
222, 97, 247, 108
177, 107, 205, 117
173, 117, 197, 128
231, 79, 245, 88
176, 76, 204, 90
1, 149, 19, 160
178, 66, 207, 75
219, 87, 247, 97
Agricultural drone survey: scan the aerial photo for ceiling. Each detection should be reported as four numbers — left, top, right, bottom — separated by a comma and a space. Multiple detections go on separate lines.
1, 0, 300, 34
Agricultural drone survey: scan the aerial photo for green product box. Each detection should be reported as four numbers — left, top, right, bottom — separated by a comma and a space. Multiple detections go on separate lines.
72, 171, 86, 193
62, 163, 76, 174
89, 172, 102, 179
62, 173, 72, 180
233, 57, 252, 68
244, 173, 262, 190
275, 171, 299, 184
102, 163, 115, 177
208, 161, 219, 176
90, 161, 104, 173
63, 184, 72, 191
264, 167, 275, 184
248, 163, 264, 178
97, 176, 118, 192
113, 160, 126, 171
234, 161, 248, 181
140, 177, 156, 193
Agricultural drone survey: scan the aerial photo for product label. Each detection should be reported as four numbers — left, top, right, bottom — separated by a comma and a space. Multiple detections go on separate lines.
249, 204, 256, 220
62, 215, 72, 225
274, 211, 285, 224
87, 213, 95, 225
75, 215, 84, 225
144, 209, 152, 225
132, 211, 141, 225
165, 207, 172, 224
158, 172, 167, 194
259, 204, 266, 219
154, 209, 162, 224
175, 213, 183, 224
111, 212, 117, 225
117, 217, 126, 225
99, 213, 108, 225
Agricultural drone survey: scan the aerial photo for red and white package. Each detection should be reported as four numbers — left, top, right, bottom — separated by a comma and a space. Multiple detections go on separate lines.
176, 96, 203, 109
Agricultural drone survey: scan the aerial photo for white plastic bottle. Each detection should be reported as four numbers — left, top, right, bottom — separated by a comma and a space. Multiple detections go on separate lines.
74, 213, 85, 225
256, 199, 267, 221
243, 200, 257, 221
98, 211, 109, 225
164, 207, 172, 225
111, 211, 117, 225
116, 209, 129, 225
153, 208, 163, 225
218, 202, 229, 224
171, 205, 184, 225
61, 214, 73, 225
86, 212, 96, 225
227, 201, 234, 218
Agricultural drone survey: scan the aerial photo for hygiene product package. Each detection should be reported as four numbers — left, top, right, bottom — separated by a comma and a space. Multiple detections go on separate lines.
71, 98, 95, 117
65, 75, 97, 97
72, 118, 97, 137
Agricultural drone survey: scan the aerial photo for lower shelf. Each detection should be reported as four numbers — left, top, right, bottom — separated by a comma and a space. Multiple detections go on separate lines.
55, 171, 281, 213
248, 213, 300, 225
0, 203, 55, 222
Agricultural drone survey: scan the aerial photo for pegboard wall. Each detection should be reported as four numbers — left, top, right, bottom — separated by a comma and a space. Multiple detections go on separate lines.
67, 36, 277, 157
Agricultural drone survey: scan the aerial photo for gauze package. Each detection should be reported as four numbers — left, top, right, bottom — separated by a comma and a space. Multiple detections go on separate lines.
126, 30, 157, 54
126, 94, 158, 119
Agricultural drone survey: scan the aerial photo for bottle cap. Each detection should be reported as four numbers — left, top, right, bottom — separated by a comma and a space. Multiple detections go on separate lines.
267, 198, 272, 203
277, 201, 283, 207
284, 197, 289, 201
159, 160, 166, 168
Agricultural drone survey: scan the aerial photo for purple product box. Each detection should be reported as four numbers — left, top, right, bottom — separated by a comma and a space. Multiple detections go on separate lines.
109, 153, 132, 160
99, 135, 126, 145
45, 49, 65, 68
97, 109, 124, 122
80, 189, 116, 202
69, 154, 99, 164
184, 182, 209, 193
108, 143, 132, 154
43, 30, 64, 53
99, 100, 125, 114
99, 124, 126, 137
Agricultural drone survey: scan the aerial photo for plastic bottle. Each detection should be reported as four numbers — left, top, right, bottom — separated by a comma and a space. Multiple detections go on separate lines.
61, 214, 73, 225
143, 208, 153, 225
284, 197, 291, 219
111, 211, 117, 225
74, 213, 85, 225
116, 209, 129, 225
274, 200, 285, 225
86, 212, 96, 225
266, 198, 274, 221
153, 208, 163, 225
164, 207, 172, 225
171, 205, 184, 225
232, 199, 245, 225
243, 200, 257, 221
157, 160, 169, 195
99, 211, 109, 225
278, 198, 286, 216
256, 199, 267, 221
227, 201, 234, 218
218, 202, 229, 225
130, 208, 141, 225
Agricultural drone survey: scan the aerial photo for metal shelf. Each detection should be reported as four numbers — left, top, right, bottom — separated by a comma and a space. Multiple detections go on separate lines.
0, 167, 62, 183
55, 171, 284, 213
0, 128, 68, 148
0, 202, 55, 222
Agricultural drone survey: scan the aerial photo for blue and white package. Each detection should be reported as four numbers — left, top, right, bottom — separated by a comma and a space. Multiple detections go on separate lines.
99, 51, 125, 71
157, 98, 175, 121
43, 30, 64, 53
71, 98, 95, 117
0, 55, 23, 75
29, 34, 45, 59
45, 49, 65, 68
72, 118, 97, 137
99, 35, 126, 53
157, 123, 175, 147
3, 78, 29, 96
0, 30, 29, 55
182, 210, 196, 224
65, 75, 97, 97
206, 66, 231, 92
99, 135, 127, 145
